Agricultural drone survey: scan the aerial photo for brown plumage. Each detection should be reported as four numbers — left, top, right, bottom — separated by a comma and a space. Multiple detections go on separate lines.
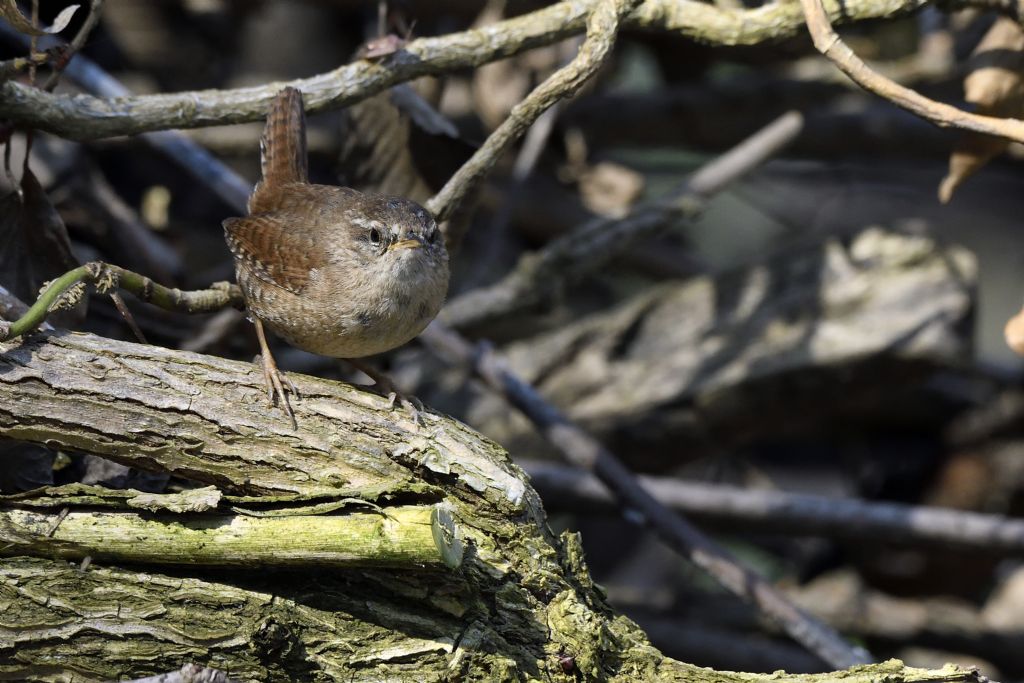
224, 87, 450, 424
249, 87, 308, 214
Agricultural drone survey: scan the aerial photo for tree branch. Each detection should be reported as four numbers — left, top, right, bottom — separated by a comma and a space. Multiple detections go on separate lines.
0, 330, 527, 502
440, 110, 803, 329
524, 460, 1024, 555
801, 0, 1024, 142
0, 262, 241, 342
419, 322, 872, 670
0, 0, 944, 140
426, 0, 640, 222
1, 502, 463, 569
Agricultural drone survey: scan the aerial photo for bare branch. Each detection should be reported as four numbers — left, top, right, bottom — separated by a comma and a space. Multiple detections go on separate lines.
801, 0, 1024, 142
0, 262, 241, 343
0, 0, 944, 140
524, 460, 1024, 555
0, 330, 530, 500
426, 0, 640, 221
0, 49, 50, 82
3, 504, 463, 569
441, 110, 803, 329
419, 322, 872, 670
40, 0, 102, 91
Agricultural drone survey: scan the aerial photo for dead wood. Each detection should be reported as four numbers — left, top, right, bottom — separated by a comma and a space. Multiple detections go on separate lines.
463, 228, 976, 466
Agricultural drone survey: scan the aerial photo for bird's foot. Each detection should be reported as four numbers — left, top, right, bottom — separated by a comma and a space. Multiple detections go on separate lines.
348, 359, 424, 425
253, 318, 298, 429
385, 389, 425, 425
255, 352, 299, 429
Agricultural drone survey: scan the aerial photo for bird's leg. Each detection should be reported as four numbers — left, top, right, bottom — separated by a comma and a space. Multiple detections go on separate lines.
346, 358, 423, 424
253, 317, 298, 428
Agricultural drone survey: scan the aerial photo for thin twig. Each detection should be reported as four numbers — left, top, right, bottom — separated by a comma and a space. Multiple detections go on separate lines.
426, 0, 640, 221
0, 262, 242, 342
463, 88, 567, 288
0, 283, 50, 330
523, 460, 1024, 555
109, 291, 149, 344
45, 506, 69, 537
0, 49, 51, 81
41, 0, 103, 92
0, 0, 952, 141
441, 110, 803, 329
801, 0, 1024, 142
28, 0, 38, 86
419, 321, 871, 670
0, 25, 250, 211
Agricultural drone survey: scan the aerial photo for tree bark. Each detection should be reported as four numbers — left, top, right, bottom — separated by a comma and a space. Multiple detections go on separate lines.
0, 330, 988, 682
1, 503, 463, 569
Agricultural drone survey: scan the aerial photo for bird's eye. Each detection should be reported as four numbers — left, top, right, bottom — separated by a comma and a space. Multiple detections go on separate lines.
428, 229, 438, 244
369, 227, 381, 245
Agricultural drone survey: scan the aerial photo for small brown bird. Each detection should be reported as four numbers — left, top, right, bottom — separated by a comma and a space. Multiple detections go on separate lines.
224, 87, 450, 424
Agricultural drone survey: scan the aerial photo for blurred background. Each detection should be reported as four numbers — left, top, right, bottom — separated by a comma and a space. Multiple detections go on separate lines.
4, 0, 1024, 677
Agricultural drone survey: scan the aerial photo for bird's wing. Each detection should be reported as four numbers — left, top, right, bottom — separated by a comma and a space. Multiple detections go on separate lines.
223, 214, 325, 295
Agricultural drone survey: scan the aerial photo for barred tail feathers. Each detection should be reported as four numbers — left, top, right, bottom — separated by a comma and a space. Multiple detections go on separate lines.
249, 87, 308, 213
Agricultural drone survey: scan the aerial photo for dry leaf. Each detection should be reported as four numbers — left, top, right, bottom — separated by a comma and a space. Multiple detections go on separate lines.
338, 85, 473, 202
0, 2, 79, 36
0, 169, 83, 326
21, 168, 79, 278
338, 90, 435, 202
0, 191, 37, 305
940, 18, 1024, 203
577, 162, 645, 218
1005, 304, 1024, 356
356, 34, 406, 60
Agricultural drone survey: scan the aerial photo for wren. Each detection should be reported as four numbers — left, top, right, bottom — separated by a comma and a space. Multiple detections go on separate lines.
224, 87, 450, 425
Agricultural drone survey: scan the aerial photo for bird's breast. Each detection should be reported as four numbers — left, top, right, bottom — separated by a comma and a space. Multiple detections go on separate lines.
247, 258, 447, 359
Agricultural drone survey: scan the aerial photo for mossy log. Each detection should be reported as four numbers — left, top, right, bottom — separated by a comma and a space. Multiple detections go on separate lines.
0, 502, 464, 569
0, 330, 988, 682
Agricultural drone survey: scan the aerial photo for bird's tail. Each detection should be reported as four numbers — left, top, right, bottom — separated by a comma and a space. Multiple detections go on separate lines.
249, 86, 308, 213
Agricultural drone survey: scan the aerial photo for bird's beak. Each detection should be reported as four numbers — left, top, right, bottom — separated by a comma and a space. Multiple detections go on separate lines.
388, 238, 422, 252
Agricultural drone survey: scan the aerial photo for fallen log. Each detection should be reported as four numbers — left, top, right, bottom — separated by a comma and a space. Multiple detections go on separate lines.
0, 329, 985, 682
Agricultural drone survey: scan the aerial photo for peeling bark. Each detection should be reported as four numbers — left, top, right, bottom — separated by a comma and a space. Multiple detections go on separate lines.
0, 331, 989, 682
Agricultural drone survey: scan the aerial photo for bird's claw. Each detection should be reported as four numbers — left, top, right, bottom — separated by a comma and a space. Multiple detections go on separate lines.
386, 390, 424, 425
347, 359, 424, 425
256, 352, 298, 429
